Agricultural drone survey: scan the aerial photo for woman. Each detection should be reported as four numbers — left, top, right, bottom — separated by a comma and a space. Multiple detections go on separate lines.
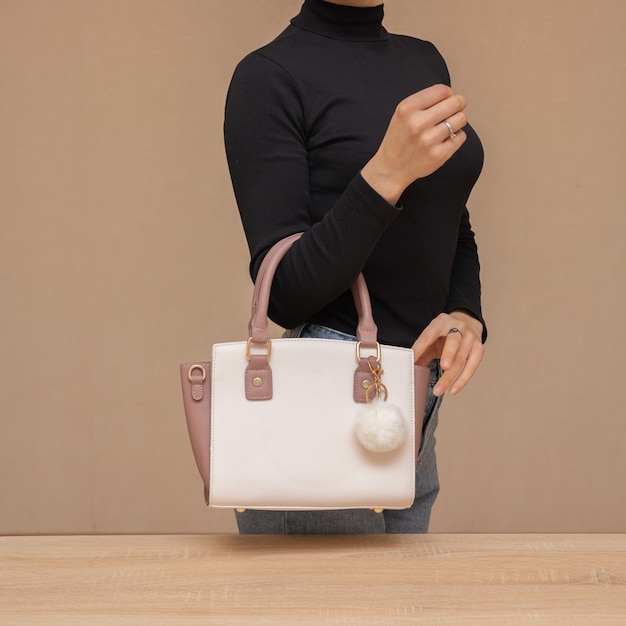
224, 0, 486, 534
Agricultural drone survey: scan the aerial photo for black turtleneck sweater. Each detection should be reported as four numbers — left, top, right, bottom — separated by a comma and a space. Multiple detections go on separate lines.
224, 0, 485, 348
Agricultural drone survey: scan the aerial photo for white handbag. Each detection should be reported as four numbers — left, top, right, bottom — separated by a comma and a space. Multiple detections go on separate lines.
180, 233, 430, 511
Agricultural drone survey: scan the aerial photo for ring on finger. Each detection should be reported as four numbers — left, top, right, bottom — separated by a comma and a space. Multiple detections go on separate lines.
444, 120, 456, 140
447, 327, 463, 338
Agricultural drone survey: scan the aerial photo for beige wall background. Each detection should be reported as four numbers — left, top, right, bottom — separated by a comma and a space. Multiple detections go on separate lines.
1, 0, 624, 534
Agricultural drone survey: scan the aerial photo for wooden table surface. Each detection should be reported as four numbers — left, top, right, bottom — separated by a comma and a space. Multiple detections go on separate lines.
1, 533, 625, 624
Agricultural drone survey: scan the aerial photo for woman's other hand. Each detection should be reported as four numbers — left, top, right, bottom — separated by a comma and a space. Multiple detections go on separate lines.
411, 310, 484, 397
361, 84, 467, 205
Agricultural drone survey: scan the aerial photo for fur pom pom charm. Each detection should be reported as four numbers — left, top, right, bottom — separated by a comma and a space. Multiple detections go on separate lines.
355, 399, 407, 453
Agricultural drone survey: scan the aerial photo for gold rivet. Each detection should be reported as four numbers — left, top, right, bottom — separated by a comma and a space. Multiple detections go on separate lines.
253, 377, 263, 387
373, 508, 384, 514
362, 380, 371, 389
236, 508, 246, 513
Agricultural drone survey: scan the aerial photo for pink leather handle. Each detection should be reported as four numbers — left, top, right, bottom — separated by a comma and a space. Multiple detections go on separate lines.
248, 233, 378, 347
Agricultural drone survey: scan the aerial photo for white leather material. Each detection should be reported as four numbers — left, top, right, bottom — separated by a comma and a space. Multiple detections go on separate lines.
209, 337, 416, 510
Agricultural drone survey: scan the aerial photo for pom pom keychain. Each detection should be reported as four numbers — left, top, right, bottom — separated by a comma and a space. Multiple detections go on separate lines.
354, 355, 407, 453
355, 398, 407, 452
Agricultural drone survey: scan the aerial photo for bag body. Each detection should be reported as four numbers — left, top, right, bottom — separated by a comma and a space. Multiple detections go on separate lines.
180, 233, 430, 511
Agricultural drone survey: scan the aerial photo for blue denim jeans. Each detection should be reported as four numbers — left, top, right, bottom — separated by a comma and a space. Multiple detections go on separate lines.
235, 323, 442, 534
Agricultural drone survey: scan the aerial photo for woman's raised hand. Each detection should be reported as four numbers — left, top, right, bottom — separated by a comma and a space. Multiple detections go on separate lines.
361, 84, 467, 205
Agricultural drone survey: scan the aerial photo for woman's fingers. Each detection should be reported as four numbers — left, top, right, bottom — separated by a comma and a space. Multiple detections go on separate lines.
361, 84, 470, 204
449, 343, 484, 395
412, 312, 485, 397
404, 83, 455, 109
411, 320, 443, 366
434, 332, 484, 397
439, 327, 465, 371
435, 110, 467, 142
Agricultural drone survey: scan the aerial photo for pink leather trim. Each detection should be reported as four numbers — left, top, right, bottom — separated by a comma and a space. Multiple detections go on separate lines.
180, 361, 212, 491
351, 278, 378, 347
189, 367, 205, 401
248, 233, 303, 344
248, 233, 379, 347
353, 358, 374, 403
245, 356, 273, 400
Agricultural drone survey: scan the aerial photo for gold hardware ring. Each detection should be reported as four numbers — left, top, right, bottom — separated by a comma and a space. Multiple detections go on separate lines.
246, 338, 272, 361
355, 341, 380, 364
187, 364, 206, 383
365, 381, 389, 403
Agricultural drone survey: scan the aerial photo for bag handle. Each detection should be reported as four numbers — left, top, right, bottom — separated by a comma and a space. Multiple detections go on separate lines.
244, 233, 381, 402
248, 232, 378, 348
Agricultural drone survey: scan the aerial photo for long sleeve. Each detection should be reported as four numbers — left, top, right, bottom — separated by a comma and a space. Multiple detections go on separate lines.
445, 207, 487, 341
224, 52, 401, 329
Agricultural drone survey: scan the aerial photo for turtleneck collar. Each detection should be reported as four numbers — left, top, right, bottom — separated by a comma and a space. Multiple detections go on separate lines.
291, 0, 387, 42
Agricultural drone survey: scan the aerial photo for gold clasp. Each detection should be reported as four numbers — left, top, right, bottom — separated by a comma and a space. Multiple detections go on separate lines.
364, 355, 388, 402
355, 341, 380, 364
187, 364, 206, 382
246, 337, 272, 361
